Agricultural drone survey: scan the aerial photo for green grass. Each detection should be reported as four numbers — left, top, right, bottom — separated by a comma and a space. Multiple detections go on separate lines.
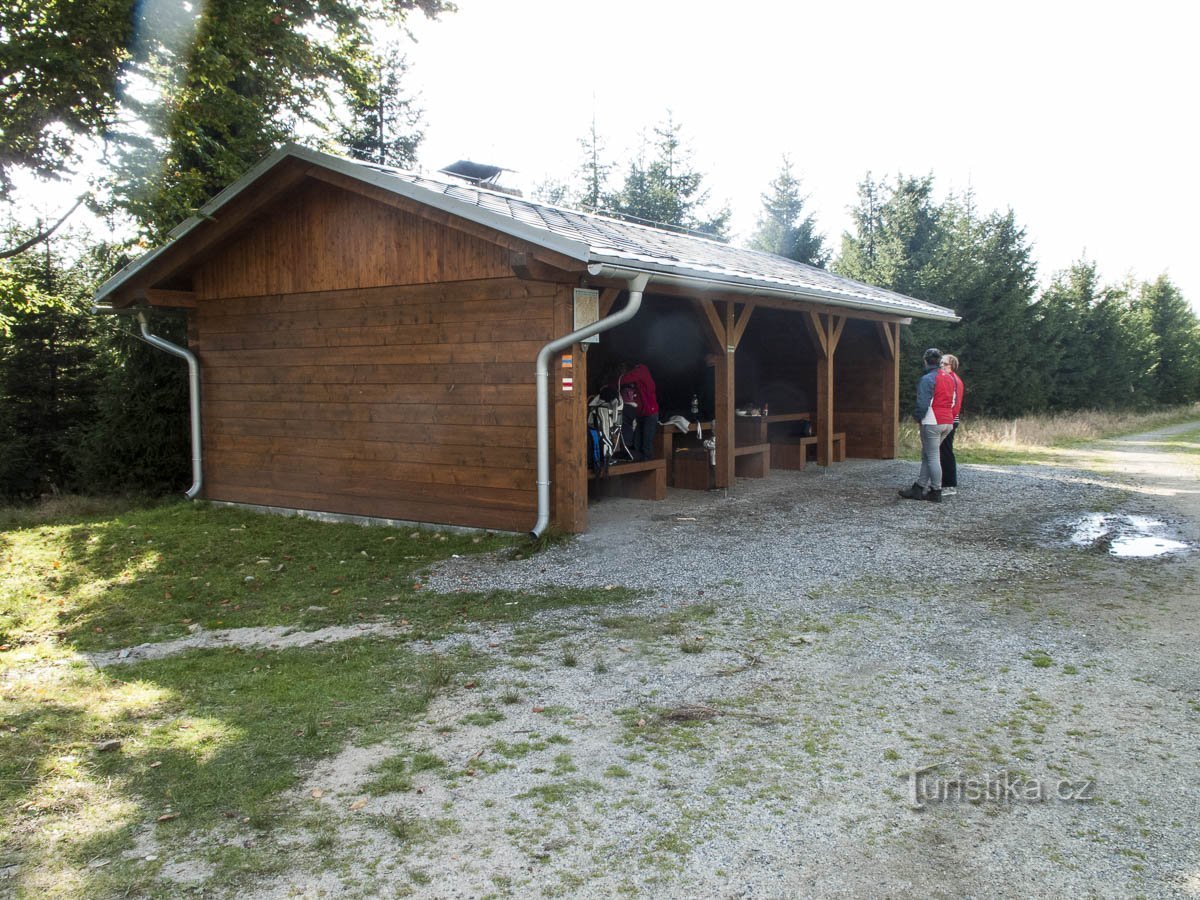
897, 405, 1200, 465
363, 750, 448, 796
0, 498, 634, 898
0, 499, 515, 652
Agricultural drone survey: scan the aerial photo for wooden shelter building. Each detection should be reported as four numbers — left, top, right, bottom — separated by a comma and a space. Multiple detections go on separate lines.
94, 145, 958, 534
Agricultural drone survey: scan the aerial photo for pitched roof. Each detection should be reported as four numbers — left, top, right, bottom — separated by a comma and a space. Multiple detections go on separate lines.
95, 144, 959, 322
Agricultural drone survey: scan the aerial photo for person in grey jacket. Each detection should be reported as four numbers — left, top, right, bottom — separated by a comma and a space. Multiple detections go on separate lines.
899, 347, 961, 503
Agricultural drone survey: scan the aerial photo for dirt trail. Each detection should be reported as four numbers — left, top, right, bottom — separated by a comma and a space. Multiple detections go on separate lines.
112, 422, 1200, 898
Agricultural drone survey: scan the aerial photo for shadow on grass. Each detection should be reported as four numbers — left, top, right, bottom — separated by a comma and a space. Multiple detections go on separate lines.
6, 501, 517, 653
1, 638, 469, 897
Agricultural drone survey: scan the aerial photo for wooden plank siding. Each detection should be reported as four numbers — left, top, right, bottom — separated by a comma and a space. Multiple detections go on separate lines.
192, 179, 513, 298
188, 180, 560, 531
196, 278, 553, 531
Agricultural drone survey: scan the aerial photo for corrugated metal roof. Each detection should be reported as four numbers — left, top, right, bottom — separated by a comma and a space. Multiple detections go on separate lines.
95, 145, 958, 322
352, 157, 957, 321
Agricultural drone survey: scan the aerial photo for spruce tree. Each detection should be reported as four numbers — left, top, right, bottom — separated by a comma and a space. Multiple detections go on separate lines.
1032, 260, 1103, 410
750, 157, 828, 267
339, 48, 423, 169
1139, 275, 1200, 404
606, 114, 730, 238
0, 230, 98, 497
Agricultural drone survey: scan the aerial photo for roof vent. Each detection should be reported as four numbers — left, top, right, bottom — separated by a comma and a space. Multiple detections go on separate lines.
438, 160, 521, 196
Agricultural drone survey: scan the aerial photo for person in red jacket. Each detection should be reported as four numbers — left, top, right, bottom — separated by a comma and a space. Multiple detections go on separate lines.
608, 362, 659, 461
899, 347, 962, 503
938, 353, 966, 495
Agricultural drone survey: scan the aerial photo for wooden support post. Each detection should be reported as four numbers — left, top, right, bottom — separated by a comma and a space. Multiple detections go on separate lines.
715, 301, 737, 488
691, 298, 757, 488
803, 311, 844, 467
552, 285, 587, 532
878, 321, 901, 458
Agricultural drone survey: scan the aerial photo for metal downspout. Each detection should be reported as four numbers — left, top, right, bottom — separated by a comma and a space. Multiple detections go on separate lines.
530, 270, 649, 538
137, 311, 203, 500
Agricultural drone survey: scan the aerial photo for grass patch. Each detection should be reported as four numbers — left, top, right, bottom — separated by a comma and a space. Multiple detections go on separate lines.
0, 636, 477, 895
898, 404, 1200, 464
0, 498, 638, 897
515, 779, 601, 805
598, 602, 717, 645
0, 499, 514, 652
363, 750, 448, 796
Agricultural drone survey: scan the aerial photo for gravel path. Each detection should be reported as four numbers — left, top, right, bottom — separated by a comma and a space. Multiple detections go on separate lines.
172, 424, 1200, 898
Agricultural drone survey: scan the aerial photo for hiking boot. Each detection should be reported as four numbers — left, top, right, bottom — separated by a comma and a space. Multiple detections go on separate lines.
925, 489, 942, 503
898, 482, 927, 500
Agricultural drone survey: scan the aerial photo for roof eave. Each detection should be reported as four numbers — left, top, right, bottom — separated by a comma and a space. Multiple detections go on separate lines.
585, 256, 961, 323
94, 143, 593, 305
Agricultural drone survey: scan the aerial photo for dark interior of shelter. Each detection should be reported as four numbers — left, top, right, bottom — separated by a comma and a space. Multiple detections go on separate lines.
585, 295, 816, 425
585, 294, 895, 460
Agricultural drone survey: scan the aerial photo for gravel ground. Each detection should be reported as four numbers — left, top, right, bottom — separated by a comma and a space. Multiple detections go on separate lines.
165, 426, 1200, 898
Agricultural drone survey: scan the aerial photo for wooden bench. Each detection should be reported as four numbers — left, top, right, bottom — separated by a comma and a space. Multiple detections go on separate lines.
588, 457, 667, 501
734, 442, 771, 478
732, 417, 771, 478
658, 421, 713, 489
771, 432, 845, 470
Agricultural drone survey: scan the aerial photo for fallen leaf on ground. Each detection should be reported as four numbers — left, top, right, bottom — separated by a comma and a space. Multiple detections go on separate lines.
349, 798, 367, 810
156, 813, 178, 823
310, 788, 324, 799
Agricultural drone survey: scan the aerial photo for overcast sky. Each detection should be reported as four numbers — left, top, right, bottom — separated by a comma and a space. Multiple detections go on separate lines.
404, 0, 1198, 308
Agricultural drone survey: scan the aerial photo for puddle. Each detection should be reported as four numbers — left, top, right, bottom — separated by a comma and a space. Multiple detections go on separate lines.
1064, 513, 1191, 558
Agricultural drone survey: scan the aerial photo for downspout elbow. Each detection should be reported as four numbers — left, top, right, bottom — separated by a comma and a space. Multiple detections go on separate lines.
137, 311, 203, 500
530, 273, 649, 539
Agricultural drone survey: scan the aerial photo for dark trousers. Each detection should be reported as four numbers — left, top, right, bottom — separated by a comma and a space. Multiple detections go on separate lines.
940, 423, 958, 488
621, 409, 658, 461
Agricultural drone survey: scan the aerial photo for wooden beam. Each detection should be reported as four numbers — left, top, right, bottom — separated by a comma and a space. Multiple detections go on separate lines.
875, 320, 896, 359
136, 288, 197, 309
598, 287, 621, 318
730, 303, 755, 349
829, 314, 846, 355
692, 298, 727, 353
509, 252, 583, 284
713, 341, 735, 489
804, 311, 829, 358
816, 349, 835, 467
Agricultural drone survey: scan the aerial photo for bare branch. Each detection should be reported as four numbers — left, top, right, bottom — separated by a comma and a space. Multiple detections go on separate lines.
0, 195, 88, 260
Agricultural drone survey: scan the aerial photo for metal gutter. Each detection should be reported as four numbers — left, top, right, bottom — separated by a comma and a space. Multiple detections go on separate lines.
530, 270, 649, 538
584, 257, 959, 323
136, 311, 203, 500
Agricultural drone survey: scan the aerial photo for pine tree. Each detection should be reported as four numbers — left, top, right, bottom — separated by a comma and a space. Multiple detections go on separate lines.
1139, 275, 1200, 404
110, 0, 449, 236
1032, 260, 1103, 410
0, 229, 99, 497
749, 157, 828, 267
339, 48, 423, 169
575, 114, 612, 211
1088, 281, 1154, 407
835, 178, 1040, 416
605, 114, 730, 238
